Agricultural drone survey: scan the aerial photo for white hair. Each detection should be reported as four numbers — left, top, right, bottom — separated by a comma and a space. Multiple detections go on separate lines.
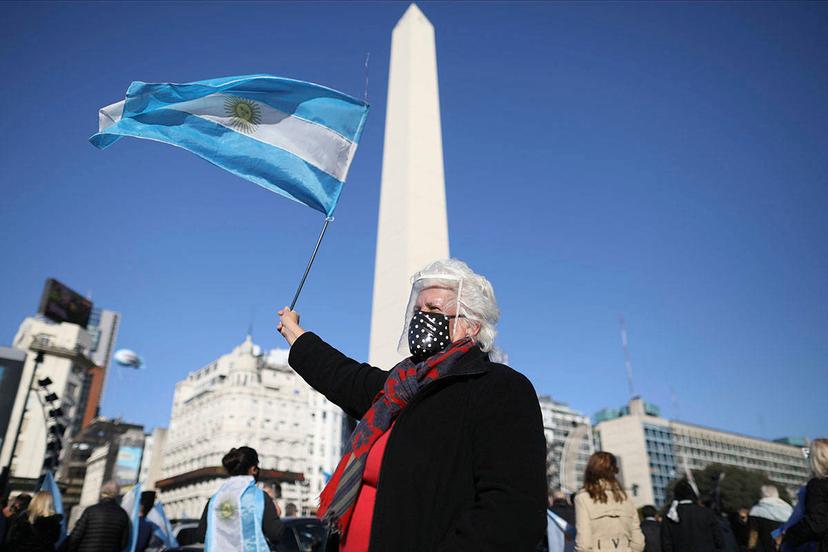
760, 485, 779, 498
412, 259, 500, 354
810, 438, 828, 479
100, 480, 120, 499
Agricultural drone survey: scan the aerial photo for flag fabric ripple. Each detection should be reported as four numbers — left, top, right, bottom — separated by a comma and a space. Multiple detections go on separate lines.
90, 74, 370, 217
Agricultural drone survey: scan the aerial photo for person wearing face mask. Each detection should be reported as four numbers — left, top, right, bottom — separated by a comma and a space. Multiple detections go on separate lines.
195, 446, 284, 550
277, 258, 547, 552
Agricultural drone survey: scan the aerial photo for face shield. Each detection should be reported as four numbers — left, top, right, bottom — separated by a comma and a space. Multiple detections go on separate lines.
396, 272, 469, 358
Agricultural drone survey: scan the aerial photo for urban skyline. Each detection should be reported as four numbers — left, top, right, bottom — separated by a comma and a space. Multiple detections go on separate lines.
1, 1, 826, 454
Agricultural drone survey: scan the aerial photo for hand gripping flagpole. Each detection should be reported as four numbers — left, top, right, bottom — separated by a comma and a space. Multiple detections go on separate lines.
289, 216, 333, 310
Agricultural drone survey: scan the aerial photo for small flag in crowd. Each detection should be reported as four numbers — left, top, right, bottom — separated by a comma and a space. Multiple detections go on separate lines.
91, 74, 370, 217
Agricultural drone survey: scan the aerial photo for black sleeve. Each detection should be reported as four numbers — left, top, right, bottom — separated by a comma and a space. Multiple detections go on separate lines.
120, 510, 131, 550
262, 497, 285, 544
436, 367, 548, 551
66, 510, 88, 552
710, 512, 724, 550
195, 501, 209, 543
661, 521, 673, 552
288, 332, 388, 419
785, 479, 828, 546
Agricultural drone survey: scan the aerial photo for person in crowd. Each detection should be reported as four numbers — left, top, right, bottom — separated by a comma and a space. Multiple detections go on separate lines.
748, 485, 792, 551
6, 491, 63, 552
5, 491, 62, 552
783, 438, 828, 552
0, 497, 7, 548
277, 258, 547, 551
730, 507, 751, 551
641, 505, 662, 552
573, 451, 644, 552
1, 494, 31, 550
196, 446, 283, 550
262, 483, 283, 518
66, 480, 130, 552
135, 491, 161, 552
551, 490, 576, 526
661, 479, 723, 552
284, 503, 298, 518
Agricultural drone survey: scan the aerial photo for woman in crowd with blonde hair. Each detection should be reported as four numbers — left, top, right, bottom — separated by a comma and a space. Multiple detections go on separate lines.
783, 438, 828, 552
574, 451, 645, 552
6, 490, 62, 552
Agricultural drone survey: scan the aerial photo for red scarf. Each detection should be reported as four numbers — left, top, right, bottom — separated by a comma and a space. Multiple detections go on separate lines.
317, 337, 476, 534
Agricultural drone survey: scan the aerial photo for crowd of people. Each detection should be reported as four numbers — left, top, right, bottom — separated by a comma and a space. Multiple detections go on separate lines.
0, 259, 825, 552
543, 439, 828, 552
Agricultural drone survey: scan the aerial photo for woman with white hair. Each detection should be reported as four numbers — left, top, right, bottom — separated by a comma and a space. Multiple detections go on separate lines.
783, 438, 828, 552
277, 258, 547, 552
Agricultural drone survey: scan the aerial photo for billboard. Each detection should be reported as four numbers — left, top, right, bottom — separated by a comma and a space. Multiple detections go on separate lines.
0, 347, 27, 449
38, 278, 93, 328
113, 445, 144, 488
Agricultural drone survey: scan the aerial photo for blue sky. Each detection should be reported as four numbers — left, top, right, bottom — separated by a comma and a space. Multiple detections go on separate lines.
1, 2, 826, 441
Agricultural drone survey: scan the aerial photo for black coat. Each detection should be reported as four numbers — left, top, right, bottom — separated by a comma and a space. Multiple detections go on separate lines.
289, 332, 548, 552
5, 514, 62, 552
661, 504, 724, 552
785, 477, 828, 552
66, 498, 130, 552
641, 518, 662, 552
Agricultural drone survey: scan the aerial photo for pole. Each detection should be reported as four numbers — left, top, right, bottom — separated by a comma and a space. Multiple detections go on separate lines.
289, 217, 332, 310
0, 351, 44, 495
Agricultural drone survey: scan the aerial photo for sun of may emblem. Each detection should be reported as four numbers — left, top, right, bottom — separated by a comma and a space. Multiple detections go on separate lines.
217, 499, 237, 520
224, 96, 262, 134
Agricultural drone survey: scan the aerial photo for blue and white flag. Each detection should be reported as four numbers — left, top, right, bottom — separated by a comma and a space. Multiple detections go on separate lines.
547, 510, 576, 552
147, 500, 179, 549
120, 483, 143, 552
91, 74, 370, 217
205, 476, 267, 552
36, 472, 67, 546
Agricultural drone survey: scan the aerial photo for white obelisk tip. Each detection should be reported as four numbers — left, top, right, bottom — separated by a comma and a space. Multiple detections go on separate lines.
369, 1, 449, 370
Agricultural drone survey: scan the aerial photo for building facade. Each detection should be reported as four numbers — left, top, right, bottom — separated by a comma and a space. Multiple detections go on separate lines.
158, 337, 342, 519
594, 397, 811, 508
538, 395, 594, 494
1, 317, 95, 482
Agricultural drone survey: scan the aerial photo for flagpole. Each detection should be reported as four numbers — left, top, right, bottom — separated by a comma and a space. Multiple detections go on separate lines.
289, 217, 333, 310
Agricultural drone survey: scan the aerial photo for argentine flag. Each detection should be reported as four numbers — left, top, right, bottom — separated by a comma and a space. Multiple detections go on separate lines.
91, 74, 370, 217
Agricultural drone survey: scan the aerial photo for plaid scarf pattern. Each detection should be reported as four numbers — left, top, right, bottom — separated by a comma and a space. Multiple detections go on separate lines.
317, 337, 476, 533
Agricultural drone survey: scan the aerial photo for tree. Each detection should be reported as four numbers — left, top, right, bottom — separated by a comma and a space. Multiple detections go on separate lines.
666, 463, 791, 513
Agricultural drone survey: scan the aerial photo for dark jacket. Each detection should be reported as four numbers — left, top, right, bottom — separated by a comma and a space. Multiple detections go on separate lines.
661, 503, 724, 552
289, 332, 548, 552
749, 515, 783, 552
785, 478, 828, 552
5, 514, 62, 552
642, 518, 662, 552
551, 499, 576, 527
66, 498, 130, 552
195, 491, 284, 544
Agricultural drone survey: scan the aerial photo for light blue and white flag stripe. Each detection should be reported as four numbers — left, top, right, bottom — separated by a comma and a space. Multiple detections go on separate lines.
91, 74, 369, 217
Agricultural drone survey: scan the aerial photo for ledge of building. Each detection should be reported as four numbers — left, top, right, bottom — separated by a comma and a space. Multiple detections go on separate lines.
156, 467, 304, 491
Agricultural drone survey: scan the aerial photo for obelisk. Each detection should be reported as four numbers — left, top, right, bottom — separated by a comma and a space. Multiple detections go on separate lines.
368, 3, 450, 370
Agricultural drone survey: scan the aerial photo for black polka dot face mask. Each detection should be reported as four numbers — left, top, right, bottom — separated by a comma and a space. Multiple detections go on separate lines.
408, 310, 453, 362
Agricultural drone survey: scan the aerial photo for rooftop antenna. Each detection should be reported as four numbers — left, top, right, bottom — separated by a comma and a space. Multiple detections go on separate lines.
247, 307, 255, 339
619, 316, 635, 399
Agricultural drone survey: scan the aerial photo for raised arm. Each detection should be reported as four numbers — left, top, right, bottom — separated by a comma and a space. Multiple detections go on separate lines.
279, 308, 388, 419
